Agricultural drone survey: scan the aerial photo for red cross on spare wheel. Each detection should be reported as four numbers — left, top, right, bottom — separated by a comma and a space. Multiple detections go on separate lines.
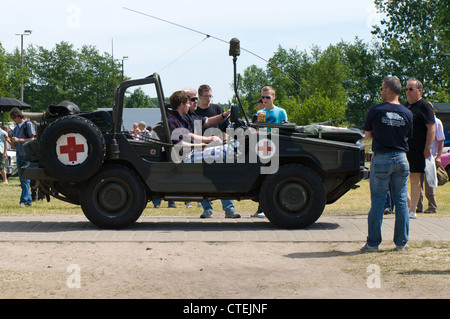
56, 133, 89, 165
60, 136, 85, 161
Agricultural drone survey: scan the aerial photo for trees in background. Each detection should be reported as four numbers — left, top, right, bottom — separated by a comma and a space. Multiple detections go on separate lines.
0, 42, 123, 112
237, 0, 448, 127
1, 0, 447, 127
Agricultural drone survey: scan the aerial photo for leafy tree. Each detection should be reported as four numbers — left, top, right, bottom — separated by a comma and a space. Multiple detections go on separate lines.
125, 88, 157, 108
338, 38, 383, 127
19, 42, 123, 111
240, 44, 349, 126
372, 0, 448, 101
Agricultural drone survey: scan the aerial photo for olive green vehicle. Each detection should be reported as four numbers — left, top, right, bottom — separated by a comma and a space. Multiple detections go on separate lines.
22, 51, 369, 229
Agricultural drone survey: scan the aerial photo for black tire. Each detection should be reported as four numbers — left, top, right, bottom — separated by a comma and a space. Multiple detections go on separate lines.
40, 116, 105, 182
260, 164, 326, 229
80, 165, 147, 229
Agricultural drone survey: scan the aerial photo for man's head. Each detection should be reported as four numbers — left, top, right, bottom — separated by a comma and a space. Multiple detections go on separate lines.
406, 78, 423, 105
381, 76, 401, 102
184, 88, 198, 113
198, 84, 212, 108
261, 86, 276, 108
9, 107, 25, 124
138, 121, 146, 130
170, 91, 190, 115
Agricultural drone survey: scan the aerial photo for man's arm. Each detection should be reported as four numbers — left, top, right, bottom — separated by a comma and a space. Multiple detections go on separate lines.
203, 109, 231, 129
365, 131, 373, 139
424, 123, 436, 158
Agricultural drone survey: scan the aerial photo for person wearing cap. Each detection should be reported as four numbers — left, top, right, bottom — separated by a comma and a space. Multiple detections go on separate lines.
9, 107, 36, 207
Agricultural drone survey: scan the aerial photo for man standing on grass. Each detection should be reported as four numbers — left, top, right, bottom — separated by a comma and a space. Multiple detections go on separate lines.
9, 107, 36, 207
362, 76, 413, 252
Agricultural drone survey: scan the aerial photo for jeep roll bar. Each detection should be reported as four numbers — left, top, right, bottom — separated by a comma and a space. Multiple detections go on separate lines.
112, 73, 172, 147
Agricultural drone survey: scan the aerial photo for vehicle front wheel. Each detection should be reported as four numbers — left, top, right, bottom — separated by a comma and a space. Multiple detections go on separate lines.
80, 165, 147, 229
259, 164, 326, 229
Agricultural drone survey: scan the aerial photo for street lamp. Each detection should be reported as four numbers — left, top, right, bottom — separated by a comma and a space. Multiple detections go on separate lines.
122, 56, 128, 82
15, 30, 32, 101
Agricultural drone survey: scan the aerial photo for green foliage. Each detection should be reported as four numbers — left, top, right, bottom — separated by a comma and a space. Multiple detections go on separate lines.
125, 88, 158, 108
372, 0, 448, 100
0, 41, 123, 111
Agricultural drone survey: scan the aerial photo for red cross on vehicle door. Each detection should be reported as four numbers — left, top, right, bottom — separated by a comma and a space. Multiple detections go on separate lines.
256, 138, 276, 160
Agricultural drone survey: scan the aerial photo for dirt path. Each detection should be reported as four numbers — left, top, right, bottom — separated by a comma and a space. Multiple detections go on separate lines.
1, 241, 448, 299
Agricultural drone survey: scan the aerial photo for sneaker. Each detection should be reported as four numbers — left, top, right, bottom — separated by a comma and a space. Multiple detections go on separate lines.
168, 203, 177, 208
225, 209, 241, 219
251, 212, 265, 218
200, 211, 212, 219
383, 208, 393, 215
361, 243, 378, 252
409, 211, 417, 219
185, 202, 193, 208
154, 204, 160, 208
424, 209, 436, 214
395, 244, 408, 251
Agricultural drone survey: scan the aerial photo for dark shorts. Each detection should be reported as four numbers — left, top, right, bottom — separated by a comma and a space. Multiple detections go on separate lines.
407, 151, 425, 173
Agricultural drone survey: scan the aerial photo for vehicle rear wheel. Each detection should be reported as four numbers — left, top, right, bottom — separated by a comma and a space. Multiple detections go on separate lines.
80, 165, 147, 229
260, 164, 326, 229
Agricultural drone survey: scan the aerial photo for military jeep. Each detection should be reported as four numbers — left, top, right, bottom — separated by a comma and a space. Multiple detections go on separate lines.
22, 52, 369, 229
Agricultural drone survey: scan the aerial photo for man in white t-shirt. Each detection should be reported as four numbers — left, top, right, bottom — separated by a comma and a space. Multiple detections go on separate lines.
418, 114, 445, 213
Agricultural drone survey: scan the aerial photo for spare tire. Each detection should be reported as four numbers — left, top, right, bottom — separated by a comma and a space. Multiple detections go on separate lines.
40, 116, 106, 182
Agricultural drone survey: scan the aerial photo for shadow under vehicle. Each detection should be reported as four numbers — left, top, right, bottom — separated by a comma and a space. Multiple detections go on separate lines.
22, 39, 369, 229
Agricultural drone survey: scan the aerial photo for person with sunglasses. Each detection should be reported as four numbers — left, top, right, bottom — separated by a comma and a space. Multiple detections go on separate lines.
185, 86, 240, 219
404, 78, 436, 219
183, 87, 230, 134
256, 86, 288, 124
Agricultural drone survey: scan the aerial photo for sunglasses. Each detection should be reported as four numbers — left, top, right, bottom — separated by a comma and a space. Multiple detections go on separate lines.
261, 96, 272, 99
190, 97, 198, 102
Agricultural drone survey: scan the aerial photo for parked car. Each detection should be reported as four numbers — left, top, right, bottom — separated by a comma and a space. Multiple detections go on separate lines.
441, 152, 450, 176
5, 148, 17, 176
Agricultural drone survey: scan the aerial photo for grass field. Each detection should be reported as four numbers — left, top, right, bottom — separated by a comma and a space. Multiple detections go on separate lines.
1, 175, 448, 218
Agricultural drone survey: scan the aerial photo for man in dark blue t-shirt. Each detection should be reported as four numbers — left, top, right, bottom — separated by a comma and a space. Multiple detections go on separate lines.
362, 76, 412, 252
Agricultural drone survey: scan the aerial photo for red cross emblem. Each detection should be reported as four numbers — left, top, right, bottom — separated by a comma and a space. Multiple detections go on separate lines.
56, 133, 88, 165
59, 136, 85, 162
256, 138, 276, 160
258, 140, 273, 156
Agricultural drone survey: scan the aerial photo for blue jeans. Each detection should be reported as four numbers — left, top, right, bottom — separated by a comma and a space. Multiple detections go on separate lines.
367, 152, 409, 247
201, 199, 235, 214
17, 156, 32, 206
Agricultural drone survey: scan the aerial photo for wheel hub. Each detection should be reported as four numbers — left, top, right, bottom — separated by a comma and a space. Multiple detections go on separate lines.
95, 180, 129, 213
278, 182, 307, 212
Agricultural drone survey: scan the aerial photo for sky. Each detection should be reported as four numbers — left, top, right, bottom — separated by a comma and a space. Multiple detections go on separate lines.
0, 0, 383, 104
